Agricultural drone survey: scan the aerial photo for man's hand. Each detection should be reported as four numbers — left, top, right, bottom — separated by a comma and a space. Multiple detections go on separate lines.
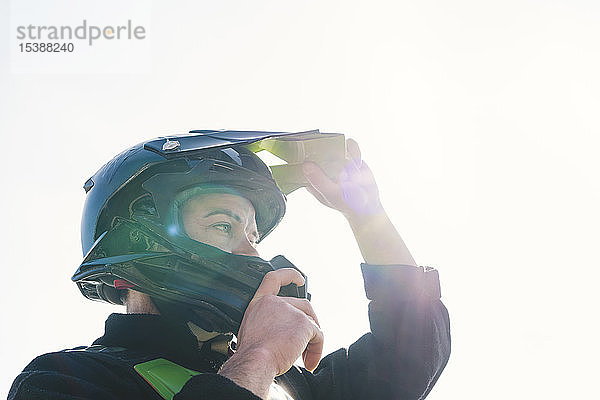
302, 138, 417, 266
219, 268, 323, 399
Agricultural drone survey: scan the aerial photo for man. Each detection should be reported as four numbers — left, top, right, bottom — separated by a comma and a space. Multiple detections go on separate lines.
8, 130, 450, 399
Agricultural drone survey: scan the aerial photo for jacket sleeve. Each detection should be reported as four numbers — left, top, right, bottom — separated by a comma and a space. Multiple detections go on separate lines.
277, 263, 451, 400
174, 374, 261, 400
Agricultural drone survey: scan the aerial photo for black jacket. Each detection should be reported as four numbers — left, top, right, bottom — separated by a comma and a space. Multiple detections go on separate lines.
8, 264, 450, 400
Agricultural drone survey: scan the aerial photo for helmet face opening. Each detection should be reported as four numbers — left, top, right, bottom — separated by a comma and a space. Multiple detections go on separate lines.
163, 184, 253, 241
140, 151, 285, 243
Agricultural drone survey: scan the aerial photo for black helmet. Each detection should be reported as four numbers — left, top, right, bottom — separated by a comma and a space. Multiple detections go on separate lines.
72, 130, 314, 334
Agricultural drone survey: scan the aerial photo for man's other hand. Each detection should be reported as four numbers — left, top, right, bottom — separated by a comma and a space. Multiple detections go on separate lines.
302, 137, 417, 266
219, 268, 323, 399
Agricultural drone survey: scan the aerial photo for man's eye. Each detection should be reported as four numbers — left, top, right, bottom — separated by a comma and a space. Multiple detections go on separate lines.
212, 223, 232, 234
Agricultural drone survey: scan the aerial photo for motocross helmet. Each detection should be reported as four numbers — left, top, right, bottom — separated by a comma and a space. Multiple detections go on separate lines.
72, 130, 316, 334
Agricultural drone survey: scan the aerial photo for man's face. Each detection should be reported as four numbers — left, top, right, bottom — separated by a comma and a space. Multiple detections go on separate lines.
180, 192, 260, 257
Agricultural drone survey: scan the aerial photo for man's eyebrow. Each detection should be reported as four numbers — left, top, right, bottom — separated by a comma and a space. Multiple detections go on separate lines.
203, 209, 243, 223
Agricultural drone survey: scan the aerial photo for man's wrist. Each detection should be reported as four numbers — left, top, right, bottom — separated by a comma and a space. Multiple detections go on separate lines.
344, 208, 417, 266
344, 208, 388, 232
218, 347, 276, 399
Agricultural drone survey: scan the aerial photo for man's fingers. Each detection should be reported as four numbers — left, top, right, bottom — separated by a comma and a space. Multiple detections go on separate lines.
346, 138, 361, 163
254, 268, 305, 299
286, 296, 323, 371
302, 328, 324, 372
303, 161, 342, 201
305, 184, 330, 206
281, 297, 320, 327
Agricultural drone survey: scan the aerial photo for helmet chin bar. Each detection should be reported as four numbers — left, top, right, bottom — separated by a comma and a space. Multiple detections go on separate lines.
72, 215, 309, 335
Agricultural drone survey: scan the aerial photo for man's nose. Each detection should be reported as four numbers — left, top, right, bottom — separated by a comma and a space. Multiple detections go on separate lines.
233, 238, 259, 257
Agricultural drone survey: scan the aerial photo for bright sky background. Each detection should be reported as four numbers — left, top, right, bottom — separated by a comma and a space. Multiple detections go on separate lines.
1, 0, 599, 399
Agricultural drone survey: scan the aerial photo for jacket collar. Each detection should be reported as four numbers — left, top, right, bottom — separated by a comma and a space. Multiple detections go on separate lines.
92, 313, 228, 372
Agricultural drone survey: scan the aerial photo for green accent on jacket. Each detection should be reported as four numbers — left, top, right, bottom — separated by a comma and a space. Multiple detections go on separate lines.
134, 358, 202, 400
